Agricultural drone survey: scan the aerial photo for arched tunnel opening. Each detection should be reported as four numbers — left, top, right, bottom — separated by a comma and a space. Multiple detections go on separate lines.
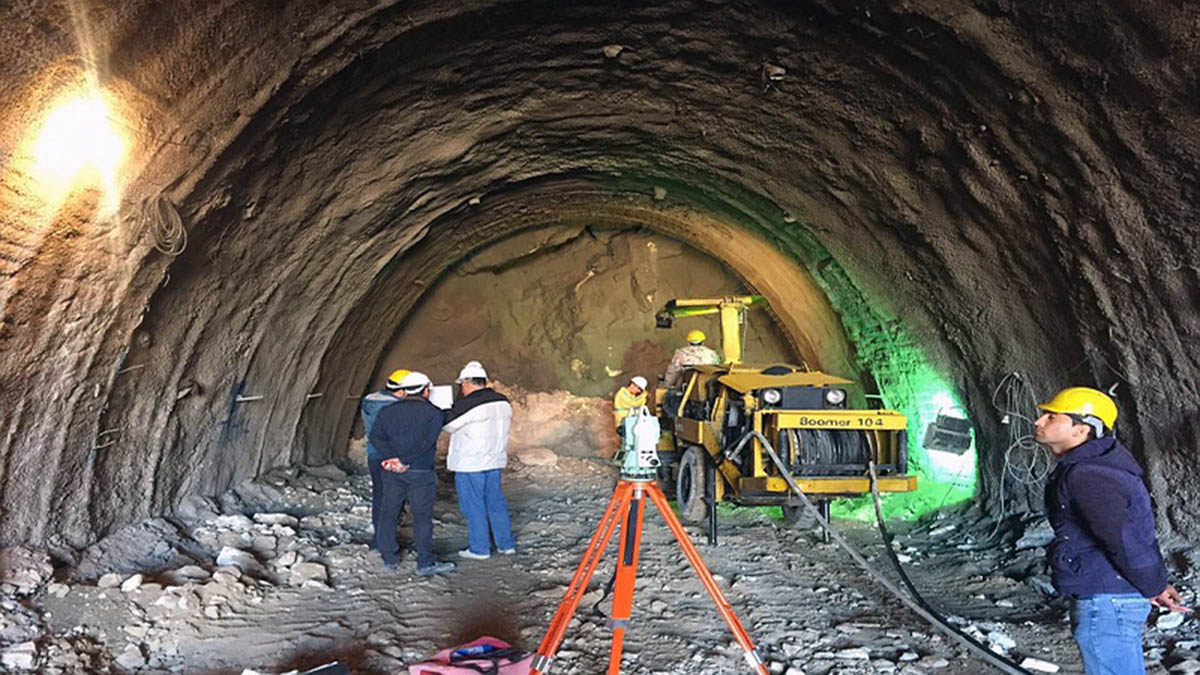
1, 0, 1198, 672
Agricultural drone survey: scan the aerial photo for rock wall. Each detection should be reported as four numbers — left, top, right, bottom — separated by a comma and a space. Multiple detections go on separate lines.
382, 227, 797, 396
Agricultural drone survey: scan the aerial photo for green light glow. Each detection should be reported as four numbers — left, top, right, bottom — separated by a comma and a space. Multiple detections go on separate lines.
765, 225, 979, 522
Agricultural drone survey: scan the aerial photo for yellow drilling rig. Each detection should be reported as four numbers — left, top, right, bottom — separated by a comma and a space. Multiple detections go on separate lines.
652, 296, 917, 533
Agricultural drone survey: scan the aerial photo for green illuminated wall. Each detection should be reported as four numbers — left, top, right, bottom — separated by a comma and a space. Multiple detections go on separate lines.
766, 226, 977, 521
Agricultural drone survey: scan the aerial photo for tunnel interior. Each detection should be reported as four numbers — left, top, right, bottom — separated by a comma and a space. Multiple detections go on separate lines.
2, 0, 1200, 671
6, 0, 1197, 559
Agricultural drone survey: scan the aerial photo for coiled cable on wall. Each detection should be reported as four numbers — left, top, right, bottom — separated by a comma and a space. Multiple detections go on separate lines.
988, 372, 1052, 541
142, 193, 187, 256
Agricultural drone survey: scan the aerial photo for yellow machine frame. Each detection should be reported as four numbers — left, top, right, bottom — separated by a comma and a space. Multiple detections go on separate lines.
668, 366, 916, 505
655, 296, 917, 518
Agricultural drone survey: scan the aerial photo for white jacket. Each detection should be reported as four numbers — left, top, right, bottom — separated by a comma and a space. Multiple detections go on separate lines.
443, 389, 512, 472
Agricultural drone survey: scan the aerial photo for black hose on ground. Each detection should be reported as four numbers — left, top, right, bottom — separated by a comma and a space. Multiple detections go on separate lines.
747, 430, 1033, 675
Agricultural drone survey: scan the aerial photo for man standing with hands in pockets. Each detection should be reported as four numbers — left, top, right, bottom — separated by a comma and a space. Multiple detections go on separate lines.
443, 361, 517, 560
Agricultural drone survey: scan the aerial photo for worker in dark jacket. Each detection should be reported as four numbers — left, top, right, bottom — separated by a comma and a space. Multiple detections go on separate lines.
369, 371, 456, 576
360, 368, 409, 551
1036, 387, 1189, 674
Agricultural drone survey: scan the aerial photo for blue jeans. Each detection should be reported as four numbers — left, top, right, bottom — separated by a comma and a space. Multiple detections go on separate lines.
1070, 593, 1151, 674
455, 470, 515, 554
378, 470, 436, 567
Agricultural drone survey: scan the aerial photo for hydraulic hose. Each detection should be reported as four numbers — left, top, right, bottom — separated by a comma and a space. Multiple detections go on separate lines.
746, 430, 1032, 675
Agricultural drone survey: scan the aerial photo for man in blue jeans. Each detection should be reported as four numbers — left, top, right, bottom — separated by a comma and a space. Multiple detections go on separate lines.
1036, 387, 1189, 673
369, 371, 456, 576
443, 361, 516, 559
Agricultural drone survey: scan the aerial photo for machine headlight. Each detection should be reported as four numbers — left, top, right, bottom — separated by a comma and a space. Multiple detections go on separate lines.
824, 388, 846, 406
762, 388, 782, 405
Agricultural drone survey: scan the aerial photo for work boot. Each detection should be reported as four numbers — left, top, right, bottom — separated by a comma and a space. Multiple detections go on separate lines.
497, 547, 516, 555
458, 548, 490, 560
416, 561, 456, 576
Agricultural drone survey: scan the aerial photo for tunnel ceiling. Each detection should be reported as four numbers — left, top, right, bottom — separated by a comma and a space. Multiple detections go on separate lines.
2, 0, 1200, 547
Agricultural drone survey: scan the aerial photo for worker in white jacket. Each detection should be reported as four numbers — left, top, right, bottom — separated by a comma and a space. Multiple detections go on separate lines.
443, 361, 517, 559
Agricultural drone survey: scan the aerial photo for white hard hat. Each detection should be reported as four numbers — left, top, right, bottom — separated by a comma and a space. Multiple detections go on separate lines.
630, 376, 648, 389
400, 371, 432, 391
456, 360, 488, 382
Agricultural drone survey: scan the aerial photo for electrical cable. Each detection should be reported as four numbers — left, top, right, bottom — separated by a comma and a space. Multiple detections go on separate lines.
142, 193, 187, 256
987, 373, 1052, 542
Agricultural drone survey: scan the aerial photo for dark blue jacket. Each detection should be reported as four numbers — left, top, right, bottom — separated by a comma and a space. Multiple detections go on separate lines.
360, 390, 402, 461
368, 397, 444, 471
1044, 436, 1168, 598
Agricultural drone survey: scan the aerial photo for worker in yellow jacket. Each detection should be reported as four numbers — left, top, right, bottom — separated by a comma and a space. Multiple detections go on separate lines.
613, 376, 648, 434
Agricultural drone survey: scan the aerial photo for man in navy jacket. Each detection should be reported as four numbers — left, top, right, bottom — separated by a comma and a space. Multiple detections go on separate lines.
369, 371, 456, 576
1037, 386, 1188, 673
360, 368, 409, 551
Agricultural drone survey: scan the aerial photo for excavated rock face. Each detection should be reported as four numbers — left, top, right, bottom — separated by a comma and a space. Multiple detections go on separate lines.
1, 1, 1199, 546
381, 227, 798, 396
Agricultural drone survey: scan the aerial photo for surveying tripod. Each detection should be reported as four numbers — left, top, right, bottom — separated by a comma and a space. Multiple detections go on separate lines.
528, 411, 768, 675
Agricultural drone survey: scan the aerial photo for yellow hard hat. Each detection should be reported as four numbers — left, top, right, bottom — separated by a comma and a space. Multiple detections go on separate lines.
686, 329, 706, 344
1037, 387, 1117, 430
385, 368, 411, 390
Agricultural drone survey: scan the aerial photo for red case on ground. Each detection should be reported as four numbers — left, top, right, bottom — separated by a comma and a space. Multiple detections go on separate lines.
407, 635, 535, 675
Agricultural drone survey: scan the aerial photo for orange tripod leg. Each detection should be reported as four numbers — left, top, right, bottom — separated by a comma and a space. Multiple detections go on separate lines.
530, 481, 634, 675
645, 482, 769, 675
606, 483, 647, 674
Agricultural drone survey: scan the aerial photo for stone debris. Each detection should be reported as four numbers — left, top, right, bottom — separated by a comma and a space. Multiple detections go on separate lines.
162, 564, 210, 585
288, 561, 328, 586
985, 628, 1016, 652
928, 524, 956, 537
120, 573, 144, 592
0, 600, 40, 644
1020, 656, 1060, 672
253, 513, 299, 527
116, 643, 146, 669
97, 572, 122, 588
214, 514, 255, 531
517, 447, 558, 466
39, 633, 112, 673
304, 464, 347, 481
1, 641, 36, 670
1159, 610, 1187, 630
1171, 659, 1200, 674
917, 655, 950, 668
0, 547, 53, 596
215, 546, 269, 579
1014, 519, 1055, 550
601, 44, 624, 58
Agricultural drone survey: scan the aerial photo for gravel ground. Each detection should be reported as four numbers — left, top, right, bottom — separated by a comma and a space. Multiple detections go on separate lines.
3, 454, 1196, 674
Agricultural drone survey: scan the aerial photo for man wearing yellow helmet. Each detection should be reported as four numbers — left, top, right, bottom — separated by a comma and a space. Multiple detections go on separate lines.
663, 329, 721, 387
1036, 386, 1189, 673
360, 368, 410, 551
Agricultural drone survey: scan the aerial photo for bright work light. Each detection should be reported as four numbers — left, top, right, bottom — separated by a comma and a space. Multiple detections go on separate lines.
31, 89, 126, 211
